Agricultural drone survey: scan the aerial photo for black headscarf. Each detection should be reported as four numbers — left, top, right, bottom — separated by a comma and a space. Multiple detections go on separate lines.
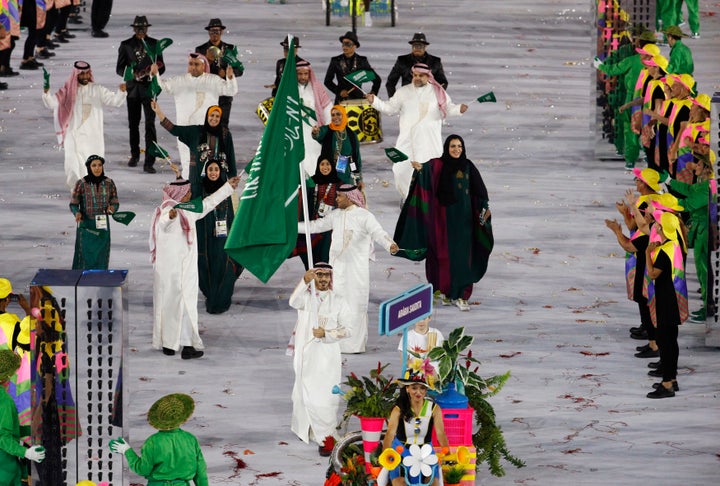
83, 155, 107, 186
201, 160, 227, 194
437, 134, 487, 206
311, 154, 341, 185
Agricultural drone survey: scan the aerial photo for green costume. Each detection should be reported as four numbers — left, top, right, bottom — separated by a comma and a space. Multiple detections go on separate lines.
0, 384, 26, 485
124, 428, 208, 486
314, 125, 362, 186
669, 178, 710, 311
656, 1, 678, 32
599, 53, 644, 165
667, 39, 694, 75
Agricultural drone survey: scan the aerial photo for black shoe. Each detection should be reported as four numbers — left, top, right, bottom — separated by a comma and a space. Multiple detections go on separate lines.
59, 30, 76, 39
128, 156, 139, 167
629, 326, 643, 334
53, 35, 70, 44
636, 343, 651, 352
19, 59, 41, 70
36, 48, 55, 59
91, 30, 109, 38
68, 15, 83, 25
143, 165, 157, 174
0, 66, 20, 77
181, 346, 204, 359
630, 329, 648, 340
648, 360, 661, 369
45, 41, 59, 49
162, 347, 175, 356
647, 368, 664, 377
0, 82, 7, 90
634, 347, 659, 358
647, 385, 675, 398
653, 381, 679, 391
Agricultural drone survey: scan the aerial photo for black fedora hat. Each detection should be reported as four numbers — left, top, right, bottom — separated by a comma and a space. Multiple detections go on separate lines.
339, 31, 360, 48
130, 16, 151, 28
409, 32, 429, 45
280, 35, 302, 48
205, 18, 226, 31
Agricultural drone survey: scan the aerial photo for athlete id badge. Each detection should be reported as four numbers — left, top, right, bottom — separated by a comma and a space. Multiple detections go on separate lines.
336, 155, 349, 173
349, 159, 357, 172
317, 201, 330, 217
214, 220, 228, 237
95, 214, 108, 230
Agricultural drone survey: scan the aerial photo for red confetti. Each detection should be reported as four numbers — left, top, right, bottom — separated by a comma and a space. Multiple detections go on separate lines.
243, 449, 255, 455
214, 403, 228, 408
580, 351, 609, 356
543, 305, 553, 308
256, 472, 282, 479
563, 448, 582, 454
223, 450, 247, 477
499, 351, 521, 358
278, 441, 288, 445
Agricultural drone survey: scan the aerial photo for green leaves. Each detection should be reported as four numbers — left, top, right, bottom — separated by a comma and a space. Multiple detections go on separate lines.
338, 362, 398, 424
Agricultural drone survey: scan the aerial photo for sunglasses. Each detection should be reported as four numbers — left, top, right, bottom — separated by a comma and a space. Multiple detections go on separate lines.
341, 41, 355, 47
208, 29, 223, 34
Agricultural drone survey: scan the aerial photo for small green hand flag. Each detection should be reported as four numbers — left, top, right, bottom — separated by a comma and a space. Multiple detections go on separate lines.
123, 64, 136, 82
143, 38, 173, 63
221, 46, 245, 74
344, 69, 376, 86
42, 68, 50, 91
111, 211, 136, 225
174, 197, 203, 213
384, 147, 408, 163
476, 91, 496, 103
148, 142, 171, 161
147, 75, 162, 99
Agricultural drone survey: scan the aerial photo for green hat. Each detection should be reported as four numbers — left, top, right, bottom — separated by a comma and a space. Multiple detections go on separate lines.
637, 30, 657, 43
147, 393, 195, 430
0, 350, 21, 382
663, 25, 688, 38
0, 278, 12, 299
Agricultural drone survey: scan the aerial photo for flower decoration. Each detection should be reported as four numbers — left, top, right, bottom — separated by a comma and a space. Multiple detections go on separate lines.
402, 444, 438, 478
337, 363, 399, 425
324, 472, 342, 486
378, 447, 402, 471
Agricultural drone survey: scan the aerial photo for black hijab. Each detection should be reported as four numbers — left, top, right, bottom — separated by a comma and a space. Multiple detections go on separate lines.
311, 154, 341, 185
83, 155, 107, 186
201, 160, 227, 194
437, 134, 487, 206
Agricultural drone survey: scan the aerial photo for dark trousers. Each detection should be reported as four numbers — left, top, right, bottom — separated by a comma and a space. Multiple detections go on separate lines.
20, 1, 38, 59
0, 37, 16, 68
656, 318, 679, 382
39, 7, 57, 47
218, 95, 232, 127
638, 300, 656, 341
91, 0, 113, 31
127, 96, 157, 166
55, 5, 72, 34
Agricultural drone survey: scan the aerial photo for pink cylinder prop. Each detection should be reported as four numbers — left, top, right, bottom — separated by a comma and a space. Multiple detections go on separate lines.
358, 416, 385, 473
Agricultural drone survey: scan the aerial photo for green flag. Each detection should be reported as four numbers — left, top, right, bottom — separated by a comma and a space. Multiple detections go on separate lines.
143, 38, 173, 63
384, 147, 408, 163
42, 67, 50, 91
123, 64, 136, 82
221, 45, 245, 74
111, 211, 136, 225
174, 198, 204, 213
147, 75, 162, 99
476, 91, 496, 103
300, 104, 317, 126
224, 37, 303, 283
344, 69, 376, 87
149, 142, 171, 161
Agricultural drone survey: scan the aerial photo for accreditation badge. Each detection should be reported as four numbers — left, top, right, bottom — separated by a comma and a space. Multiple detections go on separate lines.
214, 220, 228, 238
95, 214, 108, 230
336, 155, 349, 173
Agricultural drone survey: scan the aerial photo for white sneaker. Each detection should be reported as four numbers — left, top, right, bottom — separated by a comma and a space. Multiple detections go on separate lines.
364, 11, 372, 27
453, 299, 470, 311
434, 291, 452, 306
691, 32, 700, 39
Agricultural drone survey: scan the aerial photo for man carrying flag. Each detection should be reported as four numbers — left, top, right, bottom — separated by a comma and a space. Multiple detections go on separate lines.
224, 36, 303, 284
367, 63, 468, 200
117, 16, 166, 173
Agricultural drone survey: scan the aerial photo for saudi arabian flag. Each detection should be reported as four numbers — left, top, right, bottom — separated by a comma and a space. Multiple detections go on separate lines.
225, 36, 303, 283
174, 198, 203, 213
476, 91, 497, 103
384, 147, 408, 163
344, 69, 376, 87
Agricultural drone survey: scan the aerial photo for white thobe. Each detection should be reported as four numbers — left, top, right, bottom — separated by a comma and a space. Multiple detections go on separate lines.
42, 84, 127, 188
288, 279, 349, 445
299, 82, 332, 177
298, 205, 394, 353
371, 83, 464, 199
151, 183, 234, 352
156, 73, 238, 178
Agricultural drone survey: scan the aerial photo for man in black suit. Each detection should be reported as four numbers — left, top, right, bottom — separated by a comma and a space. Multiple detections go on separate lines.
385, 33, 448, 97
324, 31, 381, 105
195, 18, 242, 127
116, 16, 165, 173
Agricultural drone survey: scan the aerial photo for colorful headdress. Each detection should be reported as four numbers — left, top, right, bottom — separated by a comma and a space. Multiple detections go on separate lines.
398, 358, 437, 390
632, 168, 661, 193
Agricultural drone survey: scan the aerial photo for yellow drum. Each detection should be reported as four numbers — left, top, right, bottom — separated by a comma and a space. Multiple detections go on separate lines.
340, 99, 383, 144
256, 97, 275, 125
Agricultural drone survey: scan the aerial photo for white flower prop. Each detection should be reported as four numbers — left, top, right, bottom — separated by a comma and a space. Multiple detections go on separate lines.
402, 443, 438, 478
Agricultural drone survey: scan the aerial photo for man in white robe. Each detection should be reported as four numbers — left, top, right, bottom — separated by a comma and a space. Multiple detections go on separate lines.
297, 60, 332, 176
151, 53, 238, 179
298, 185, 399, 353
288, 263, 349, 453
42, 61, 127, 188
149, 171, 239, 359
367, 63, 468, 199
